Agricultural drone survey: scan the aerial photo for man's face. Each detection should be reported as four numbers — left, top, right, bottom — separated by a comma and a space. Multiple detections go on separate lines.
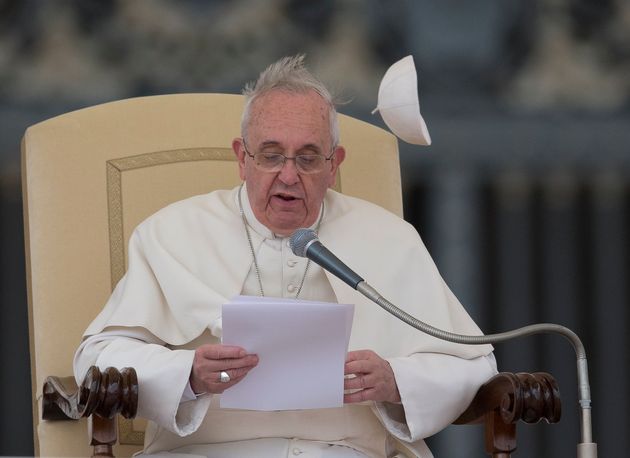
233, 90, 345, 236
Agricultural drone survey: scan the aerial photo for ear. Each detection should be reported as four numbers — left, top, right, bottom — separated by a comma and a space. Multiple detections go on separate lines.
327, 145, 346, 188
232, 138, 247, 181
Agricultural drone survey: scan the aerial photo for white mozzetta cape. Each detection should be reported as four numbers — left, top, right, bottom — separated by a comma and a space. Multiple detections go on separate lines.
87, 187, 489, 358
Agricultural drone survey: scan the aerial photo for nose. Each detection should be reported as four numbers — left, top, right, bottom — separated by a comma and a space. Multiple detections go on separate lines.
277, 157, 300, 185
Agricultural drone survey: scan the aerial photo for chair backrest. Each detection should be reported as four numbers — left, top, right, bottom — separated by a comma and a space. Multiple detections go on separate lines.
22, 93, 401, 457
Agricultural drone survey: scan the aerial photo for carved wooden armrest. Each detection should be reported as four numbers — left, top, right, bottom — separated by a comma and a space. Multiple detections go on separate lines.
42, 366, 138, 457
454, 372, 561, 457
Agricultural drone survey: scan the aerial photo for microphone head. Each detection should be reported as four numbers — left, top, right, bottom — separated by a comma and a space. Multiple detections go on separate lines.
289, 228, 318, 257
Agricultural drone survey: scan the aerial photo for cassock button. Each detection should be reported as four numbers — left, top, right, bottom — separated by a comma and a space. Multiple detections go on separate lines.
287, 260, 297, 267
292, 448, 303, 456
287, 284, 296, 293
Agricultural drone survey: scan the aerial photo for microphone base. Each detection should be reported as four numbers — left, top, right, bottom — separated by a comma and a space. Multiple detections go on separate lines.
577, 442, 597, 458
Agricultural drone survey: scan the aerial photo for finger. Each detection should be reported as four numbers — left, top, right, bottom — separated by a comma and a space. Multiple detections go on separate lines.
198, 367, 251, 393
193, 358, 258, 385
213, 365, 256, 383
346, 350, 375, 363
344, 388, 377, 404
205, 365, 257, 393
191, 349, 258, 393
197, 344, 249, 360
344, 374, 375, 391
205, 354, 259, 371
344, 359, 374, 375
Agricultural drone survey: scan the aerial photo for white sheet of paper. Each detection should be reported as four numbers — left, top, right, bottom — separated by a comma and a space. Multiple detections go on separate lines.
220, 295, 354, 411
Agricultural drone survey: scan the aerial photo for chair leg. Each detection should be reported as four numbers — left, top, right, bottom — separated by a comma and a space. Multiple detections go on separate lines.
485, 410, 516, 458
90, 415, 117, 457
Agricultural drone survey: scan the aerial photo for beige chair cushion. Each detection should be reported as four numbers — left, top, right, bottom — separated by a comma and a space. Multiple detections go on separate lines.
22, 93, 401, 457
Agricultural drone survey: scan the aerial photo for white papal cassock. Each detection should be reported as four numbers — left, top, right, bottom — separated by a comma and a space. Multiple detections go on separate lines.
74, 185, 496, 458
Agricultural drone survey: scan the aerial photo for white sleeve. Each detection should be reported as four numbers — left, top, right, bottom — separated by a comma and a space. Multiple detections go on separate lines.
373, 353, 497, 442
73, 327, 212, 436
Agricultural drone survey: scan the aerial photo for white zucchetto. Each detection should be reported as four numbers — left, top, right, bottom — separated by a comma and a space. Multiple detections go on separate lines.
372, 55, 432, 146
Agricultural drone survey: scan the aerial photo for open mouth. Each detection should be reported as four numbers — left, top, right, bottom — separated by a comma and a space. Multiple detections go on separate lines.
275, 193, 299, 201
271, 193, 303, 209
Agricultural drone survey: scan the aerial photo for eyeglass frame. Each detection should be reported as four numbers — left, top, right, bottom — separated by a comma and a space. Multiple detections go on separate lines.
241, 139, 337, 174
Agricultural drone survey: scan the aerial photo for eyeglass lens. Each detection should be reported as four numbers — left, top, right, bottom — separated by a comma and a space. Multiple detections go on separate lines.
254, 153, 326, 173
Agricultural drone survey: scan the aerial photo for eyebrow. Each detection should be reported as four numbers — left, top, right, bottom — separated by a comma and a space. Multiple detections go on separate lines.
259, 141, 323, 153
260, 141, 281, 148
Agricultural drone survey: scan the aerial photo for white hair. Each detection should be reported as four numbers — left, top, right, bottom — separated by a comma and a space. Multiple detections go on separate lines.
240, 54, 340, 148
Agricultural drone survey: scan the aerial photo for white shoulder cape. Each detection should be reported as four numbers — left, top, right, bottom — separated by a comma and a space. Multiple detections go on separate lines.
86, 187, 492, 360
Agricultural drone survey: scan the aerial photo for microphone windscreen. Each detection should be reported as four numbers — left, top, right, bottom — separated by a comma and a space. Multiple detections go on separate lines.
289, 228, 317, 257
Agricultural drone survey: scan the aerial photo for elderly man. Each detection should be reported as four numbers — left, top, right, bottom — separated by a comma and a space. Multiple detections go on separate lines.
75, 55, 496, 458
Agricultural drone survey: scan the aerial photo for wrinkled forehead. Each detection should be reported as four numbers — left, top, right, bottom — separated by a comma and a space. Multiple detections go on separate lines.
247, 90, 333, 144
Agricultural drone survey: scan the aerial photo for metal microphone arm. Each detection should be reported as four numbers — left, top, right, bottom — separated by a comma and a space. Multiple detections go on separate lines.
289, 228, 597, 458
356, 281, 596, 458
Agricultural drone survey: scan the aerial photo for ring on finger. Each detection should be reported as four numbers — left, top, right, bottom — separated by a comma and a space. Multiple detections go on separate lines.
219, 371, 231, 383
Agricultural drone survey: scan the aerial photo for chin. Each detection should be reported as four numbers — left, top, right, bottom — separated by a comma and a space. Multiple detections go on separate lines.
268, 214, 307, 235
272, 225, 299, 237
269, 220, 302, 236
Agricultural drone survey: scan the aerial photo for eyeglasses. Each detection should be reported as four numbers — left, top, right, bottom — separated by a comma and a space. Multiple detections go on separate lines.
242, 141, 335, 174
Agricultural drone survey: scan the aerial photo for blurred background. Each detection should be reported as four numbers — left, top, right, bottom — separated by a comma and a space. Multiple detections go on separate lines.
1, 0, 628, 457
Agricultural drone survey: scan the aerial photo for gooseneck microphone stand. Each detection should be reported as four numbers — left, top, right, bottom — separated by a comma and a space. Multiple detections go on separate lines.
290, 228, 597, 458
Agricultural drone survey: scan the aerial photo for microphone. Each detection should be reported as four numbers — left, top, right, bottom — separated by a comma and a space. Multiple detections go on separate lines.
289, 228, 597, 458
289, 228, 364, 288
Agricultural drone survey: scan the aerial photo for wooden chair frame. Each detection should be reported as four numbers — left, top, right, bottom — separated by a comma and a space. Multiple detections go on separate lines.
42, 367, 560, 458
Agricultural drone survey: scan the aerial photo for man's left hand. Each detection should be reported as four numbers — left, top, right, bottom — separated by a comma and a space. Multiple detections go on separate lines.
344, 349, 401, 403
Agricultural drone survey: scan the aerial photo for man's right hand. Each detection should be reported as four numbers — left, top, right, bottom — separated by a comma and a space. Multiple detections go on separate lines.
190, 344, 258, 394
